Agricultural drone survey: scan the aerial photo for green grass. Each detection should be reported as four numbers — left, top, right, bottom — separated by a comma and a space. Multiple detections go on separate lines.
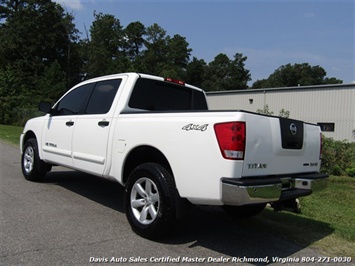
0, 124, 23, 146
301, 177, 355, 242
256, 176, 355, 257
298, 176, 355, 256
0, 125, 354, 256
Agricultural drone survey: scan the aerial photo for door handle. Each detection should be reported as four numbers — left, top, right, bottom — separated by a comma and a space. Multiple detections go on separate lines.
66, 121, 74, 127
98, 121, 109, 127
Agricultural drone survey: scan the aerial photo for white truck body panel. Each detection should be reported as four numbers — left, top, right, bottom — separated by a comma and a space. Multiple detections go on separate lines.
109, 112, 247, 205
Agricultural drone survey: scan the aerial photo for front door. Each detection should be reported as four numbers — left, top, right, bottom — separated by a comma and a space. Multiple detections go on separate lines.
41, 115, 76, 168
41, 83, 94, 167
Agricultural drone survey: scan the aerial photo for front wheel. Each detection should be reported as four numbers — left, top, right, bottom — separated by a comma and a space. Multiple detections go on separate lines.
124, 163, 177, 239
21, 138, 51, 181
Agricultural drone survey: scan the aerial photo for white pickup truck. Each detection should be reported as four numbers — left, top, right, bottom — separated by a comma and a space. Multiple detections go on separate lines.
20, 72, 327, 239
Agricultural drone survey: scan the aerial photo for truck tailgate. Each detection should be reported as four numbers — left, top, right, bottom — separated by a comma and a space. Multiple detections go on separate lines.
242, 113, 321, 177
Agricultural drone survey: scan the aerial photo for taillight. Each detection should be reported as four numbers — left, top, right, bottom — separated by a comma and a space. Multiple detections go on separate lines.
214, 122, 246, 160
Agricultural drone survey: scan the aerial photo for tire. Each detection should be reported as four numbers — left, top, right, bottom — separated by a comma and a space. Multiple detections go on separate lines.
124, 163, 177, 240
21, 138, 51, 181
223, 203, 266, 218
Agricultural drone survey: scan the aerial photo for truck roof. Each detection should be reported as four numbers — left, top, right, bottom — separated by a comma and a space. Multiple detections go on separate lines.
77, 72, 205, 93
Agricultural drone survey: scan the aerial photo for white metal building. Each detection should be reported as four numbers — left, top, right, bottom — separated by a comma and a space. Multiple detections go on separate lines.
206, 83, 355, 142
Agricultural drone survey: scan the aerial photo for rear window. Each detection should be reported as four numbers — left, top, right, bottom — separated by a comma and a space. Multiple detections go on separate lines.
85, 79, 121, 114
128, 78, 207, 111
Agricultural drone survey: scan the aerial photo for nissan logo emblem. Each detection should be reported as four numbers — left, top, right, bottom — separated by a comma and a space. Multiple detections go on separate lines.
290, 123, 297, 135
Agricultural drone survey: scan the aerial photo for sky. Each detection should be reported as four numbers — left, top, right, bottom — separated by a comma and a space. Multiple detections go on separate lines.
53, 0, 355, 85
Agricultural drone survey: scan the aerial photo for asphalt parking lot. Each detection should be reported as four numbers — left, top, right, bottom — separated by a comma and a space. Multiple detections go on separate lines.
1, 141, 334, 265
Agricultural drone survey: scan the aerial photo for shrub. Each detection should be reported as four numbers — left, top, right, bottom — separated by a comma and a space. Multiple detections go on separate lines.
346, 167, 355, 177
321, 136, 355, 177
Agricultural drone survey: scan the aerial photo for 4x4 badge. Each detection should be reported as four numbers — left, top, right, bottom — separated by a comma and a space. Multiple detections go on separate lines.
290, 123, 297, 135
182, 123, 208, 132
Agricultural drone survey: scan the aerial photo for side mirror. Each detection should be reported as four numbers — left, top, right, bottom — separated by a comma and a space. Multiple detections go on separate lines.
38, 102, 52, 114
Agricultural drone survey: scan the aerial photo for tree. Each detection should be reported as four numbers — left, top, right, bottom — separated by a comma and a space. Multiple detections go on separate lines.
85, 12, 128, 78
160, 34, 192, 79
123, 21, 146, 62
185, 57, 206, 87
140, 23, 193, 79
228, 53, 251, 90
166, 34, 192, 69
202, 53, 230, 91
252, 63, 342, 89
0, 0, 80, 125
202, 53, 251, 91
0, 67, 19, 124
142, 23, 169, 75
0, 0, 78, 76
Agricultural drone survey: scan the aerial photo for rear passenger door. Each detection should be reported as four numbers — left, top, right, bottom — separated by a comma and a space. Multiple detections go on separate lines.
72, 78, 122, 175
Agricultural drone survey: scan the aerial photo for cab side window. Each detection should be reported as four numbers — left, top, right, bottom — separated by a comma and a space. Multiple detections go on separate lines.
85, 79, 121, 114
55, 83, 93, 115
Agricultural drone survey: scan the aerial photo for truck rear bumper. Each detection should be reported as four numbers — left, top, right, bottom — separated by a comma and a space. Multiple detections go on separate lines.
221, 172, 328, 206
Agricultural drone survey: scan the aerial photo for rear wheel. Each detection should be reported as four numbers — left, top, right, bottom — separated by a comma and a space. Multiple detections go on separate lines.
223, 203, 266, 218
124, 163, 177, 239
21, 138, 51, 181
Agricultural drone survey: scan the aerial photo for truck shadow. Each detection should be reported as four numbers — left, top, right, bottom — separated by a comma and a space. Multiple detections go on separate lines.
44, 169, 334, 261
169, 207, 334, 260
44, 169, 125, 212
